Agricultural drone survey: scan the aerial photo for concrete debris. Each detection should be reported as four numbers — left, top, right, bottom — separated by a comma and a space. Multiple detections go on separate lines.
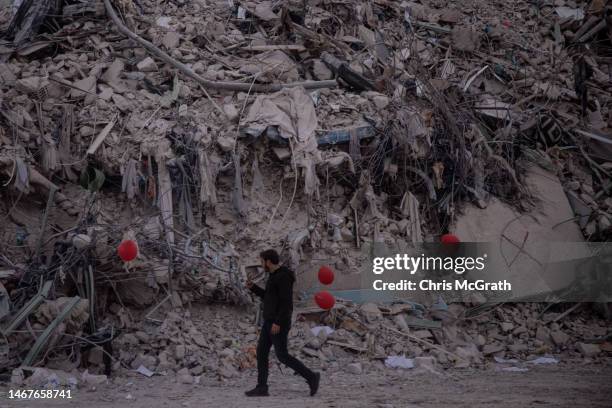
346, 362, 363, 375
162, 32, 181, 49
551, 331, 570, 347
0, 0, 610, 381
385, 356, 414, 369
483, 343, 505, 356
414, 356, 438, 374
577, 343, 601, 357
136, 57, 158, 72
135, 365, 155, 377
527, 357, 559, 365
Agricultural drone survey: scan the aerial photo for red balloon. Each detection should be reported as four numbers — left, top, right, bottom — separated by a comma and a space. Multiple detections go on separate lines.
318, 266, 335, 285
441, 234, 460, 244
118, 240, 138, 262
314, 290, 335, 310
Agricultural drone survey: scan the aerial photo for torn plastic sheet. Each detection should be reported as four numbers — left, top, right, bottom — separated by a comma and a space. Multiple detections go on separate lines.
527, 357, 559, 365
310, 326, 334, 337
385, 355, 414, 369
494, 356, 519, 364
136, 365, 154, 377
156, 16, 171, 28
242, 87, 321, 197
555, 7, 584, 20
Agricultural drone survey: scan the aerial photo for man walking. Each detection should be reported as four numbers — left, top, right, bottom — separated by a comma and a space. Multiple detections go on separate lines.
245, 249, 320, 397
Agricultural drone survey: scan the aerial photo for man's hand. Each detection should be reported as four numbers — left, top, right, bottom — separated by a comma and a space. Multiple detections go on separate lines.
270, 323, 280, 335
245, 279, 253, 289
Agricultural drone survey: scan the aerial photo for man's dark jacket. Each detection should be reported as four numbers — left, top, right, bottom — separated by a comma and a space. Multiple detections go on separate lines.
250, 266, 295, 325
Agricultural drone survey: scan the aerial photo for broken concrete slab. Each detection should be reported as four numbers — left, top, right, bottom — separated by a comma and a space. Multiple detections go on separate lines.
551, 331, 570, 346
454, 166, 590, 300
451, 27, 480, 52
483, 343, 505, 355
101, 59, 125, 84
70, 76, 96, 99
577, 342, 601, 357
162, 32, 181, 49
137, 57, 158, 72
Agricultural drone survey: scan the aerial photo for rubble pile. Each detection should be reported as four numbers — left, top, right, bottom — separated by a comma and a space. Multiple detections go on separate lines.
80, 300, 610, 381
300, 301, 611, 370
0, 0, 611, 376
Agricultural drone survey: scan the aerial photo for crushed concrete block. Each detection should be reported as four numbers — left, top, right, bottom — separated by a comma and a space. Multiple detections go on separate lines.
81, 371, 107, 386
162, 32, 181, 49
16, 76, 47, 94
577, 342, 600, 357
346, 362, 362, 375
414, 356, 437, 372
483, 343, 505, 355
360, 303, 382, 319
137, 57, 158, 72
178, 374, 194, 384
550, 331, 570, 346
0, 63, 17, 84
451, 27, 480, 52
70, 76, 96, 98
307, 338, 322, 350
302, 347, 319, 358
111, 93, 131, 112
130, 354, 157, 370
216, 135, 235, 152
536, 326, 551, 343
500, 322, 514, 332
508, 343, 528, 353
10, 368, 24, 386
394, 314, 409, 332
191, 333, 207, 347
121, 333, 139, 346
372, 94, 390, 109
413, 330, 433, 339
157, 351, 175, 371
98, 86, 114, 101
134, 331, 150, 343
189, 365, 204, 376
272, 147, 291, 160
223, 104, 239, 122
102, 59, 124, 84
340, 227, 354, 242
312, 59, 333, 80
175, 345, 186, 360
455, 344, 482, 362
439, 9, 462, 24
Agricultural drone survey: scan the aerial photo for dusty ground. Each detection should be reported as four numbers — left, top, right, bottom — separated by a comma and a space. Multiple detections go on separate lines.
1, 362, 611, 408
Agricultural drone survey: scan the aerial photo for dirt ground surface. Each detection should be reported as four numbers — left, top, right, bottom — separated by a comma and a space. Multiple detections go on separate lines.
1, 363, 611, 408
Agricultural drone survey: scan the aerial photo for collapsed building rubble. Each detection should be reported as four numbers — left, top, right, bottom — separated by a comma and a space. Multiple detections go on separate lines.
0, 0, 611, 385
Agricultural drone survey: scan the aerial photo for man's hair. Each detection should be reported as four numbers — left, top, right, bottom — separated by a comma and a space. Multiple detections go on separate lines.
260, 249, 280, 264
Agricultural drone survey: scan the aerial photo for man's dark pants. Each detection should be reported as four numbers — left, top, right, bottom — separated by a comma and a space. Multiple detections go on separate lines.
257, 320, 315, 386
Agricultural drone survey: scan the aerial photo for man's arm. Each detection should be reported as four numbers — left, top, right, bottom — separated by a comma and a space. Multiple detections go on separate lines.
247, 281, 265, 298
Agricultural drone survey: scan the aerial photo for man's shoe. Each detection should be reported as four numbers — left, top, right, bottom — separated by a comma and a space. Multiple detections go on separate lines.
308, 372, 320, 396
245, 385, 269, 397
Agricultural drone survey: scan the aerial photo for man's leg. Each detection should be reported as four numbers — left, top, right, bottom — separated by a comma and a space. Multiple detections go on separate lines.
246, 321, 272, 396
256, 321, 273, 387
272, 324, 318, 387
